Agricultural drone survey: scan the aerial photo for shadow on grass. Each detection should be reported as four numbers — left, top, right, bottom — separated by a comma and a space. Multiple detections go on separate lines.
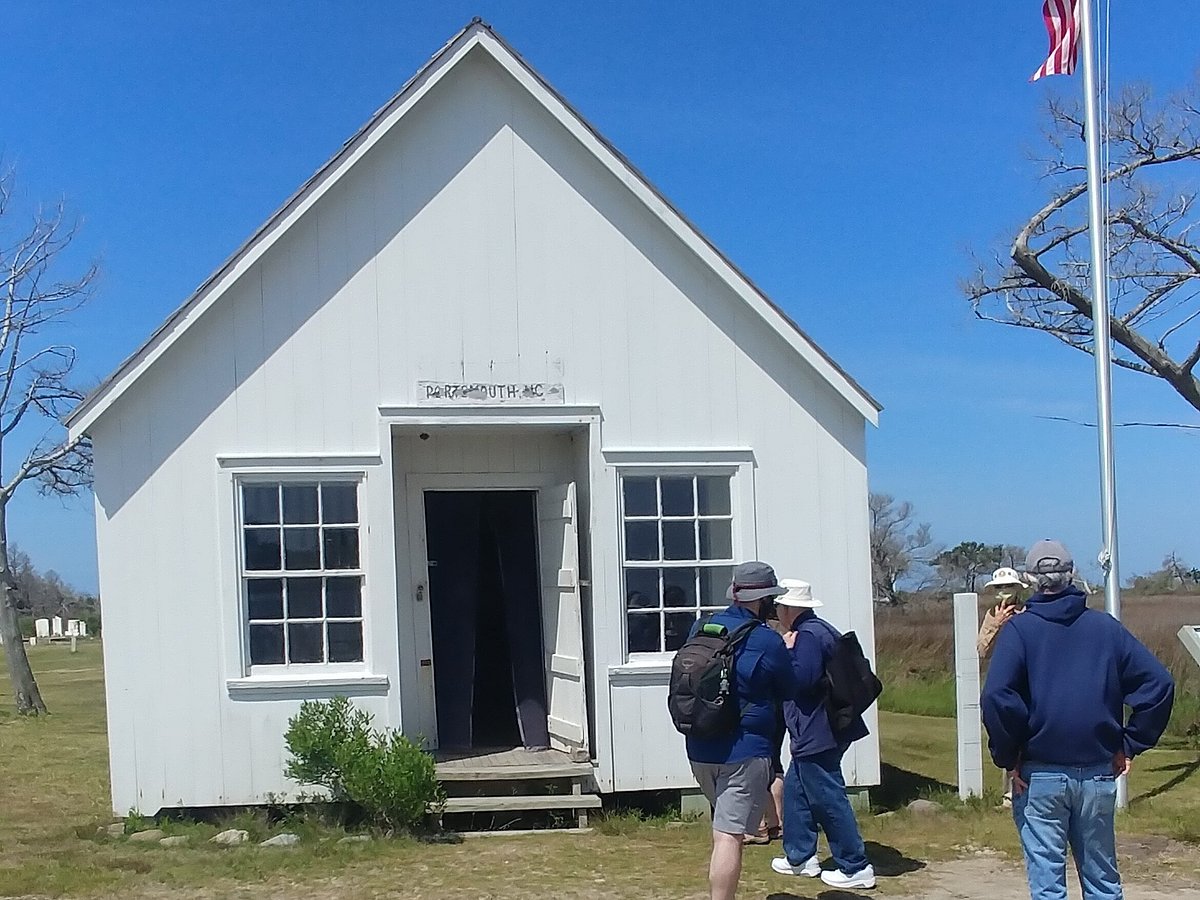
1131, 755, 1200, 804
865, 840, 926, 876
873, 762, 956, 810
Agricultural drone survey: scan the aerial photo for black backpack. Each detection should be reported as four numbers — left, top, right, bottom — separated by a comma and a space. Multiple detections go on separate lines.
813, 622, 883, 733
667, 619, 758, 739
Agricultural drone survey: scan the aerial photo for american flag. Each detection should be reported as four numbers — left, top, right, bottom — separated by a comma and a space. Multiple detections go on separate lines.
1031, 0, 1080, 81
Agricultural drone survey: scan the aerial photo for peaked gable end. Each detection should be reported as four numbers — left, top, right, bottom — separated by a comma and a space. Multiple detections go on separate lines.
67, 20, 878, 440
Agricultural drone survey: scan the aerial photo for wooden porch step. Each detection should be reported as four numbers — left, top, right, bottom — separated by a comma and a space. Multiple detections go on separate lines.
436, 762, 593, 782
442, 793, 602, 814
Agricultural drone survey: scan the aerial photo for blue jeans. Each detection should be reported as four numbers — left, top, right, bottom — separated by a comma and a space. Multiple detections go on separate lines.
1013, 763, 1121, 900
782, 747, 869, 874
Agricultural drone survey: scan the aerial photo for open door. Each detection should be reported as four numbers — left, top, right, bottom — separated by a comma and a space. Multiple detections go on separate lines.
538, 482, 589, 760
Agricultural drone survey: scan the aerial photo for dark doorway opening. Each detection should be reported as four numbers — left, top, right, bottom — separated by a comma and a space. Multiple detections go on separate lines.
425, 490, 549, 751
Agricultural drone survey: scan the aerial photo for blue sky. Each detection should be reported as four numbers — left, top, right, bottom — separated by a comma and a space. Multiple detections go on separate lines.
3, 2, 1198, 593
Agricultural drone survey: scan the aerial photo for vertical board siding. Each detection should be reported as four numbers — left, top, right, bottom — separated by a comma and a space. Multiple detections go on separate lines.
94, 47, 876, 810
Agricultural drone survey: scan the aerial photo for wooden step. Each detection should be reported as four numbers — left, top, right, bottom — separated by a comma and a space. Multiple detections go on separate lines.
436, 762, 593, 782
442, 793, 602, 814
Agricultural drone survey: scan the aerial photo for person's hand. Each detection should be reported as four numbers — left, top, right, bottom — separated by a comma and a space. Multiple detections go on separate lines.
1009, 768, 1028, 795
994, 604, 1016, 626
1113, 751, 1132, 777
782, 631, 797, 649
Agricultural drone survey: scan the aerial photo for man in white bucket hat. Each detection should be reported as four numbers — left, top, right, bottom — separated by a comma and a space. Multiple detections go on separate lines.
976, 566, 1029, 803
769, 579, 875, 890
976, 567, 1027, 660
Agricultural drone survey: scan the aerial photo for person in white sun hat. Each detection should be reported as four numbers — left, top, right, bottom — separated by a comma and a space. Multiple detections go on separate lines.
976, 566, 1028, 660
976, 566, 1029, 804
769, 579, 875, 891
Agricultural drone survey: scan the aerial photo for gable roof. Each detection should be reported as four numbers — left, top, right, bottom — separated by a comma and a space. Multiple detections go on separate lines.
66, 19, 879, 439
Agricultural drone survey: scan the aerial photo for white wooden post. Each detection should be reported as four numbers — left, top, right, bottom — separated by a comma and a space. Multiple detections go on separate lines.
953, 593, 984, 800
1179, 626, 1200, 668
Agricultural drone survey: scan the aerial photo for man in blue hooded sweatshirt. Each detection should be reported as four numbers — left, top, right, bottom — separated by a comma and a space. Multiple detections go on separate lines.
982, 540, 1174, 900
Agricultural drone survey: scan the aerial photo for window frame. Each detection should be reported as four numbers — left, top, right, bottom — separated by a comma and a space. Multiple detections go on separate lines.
615, 461, 754, 661
234, 472, 368, 677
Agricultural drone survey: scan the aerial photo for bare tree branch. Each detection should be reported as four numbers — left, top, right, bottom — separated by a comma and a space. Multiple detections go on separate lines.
0, 168, 96, 716
968, 80, 1200, 414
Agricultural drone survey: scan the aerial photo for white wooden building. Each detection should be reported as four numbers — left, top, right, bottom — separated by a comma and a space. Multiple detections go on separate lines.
67, 21, 881, 816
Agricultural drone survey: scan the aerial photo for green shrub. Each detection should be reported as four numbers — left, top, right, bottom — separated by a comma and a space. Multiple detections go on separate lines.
284, 696, 444, 833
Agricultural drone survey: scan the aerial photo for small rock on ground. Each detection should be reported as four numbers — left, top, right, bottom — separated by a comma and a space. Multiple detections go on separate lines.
159, 836, 189, 847
260, 833, 301, 847
129, 829, 166, 842
338, 835, 371, 844
104, 823, 126, 838
211, 829, 250, 846
907, 799, 946, 815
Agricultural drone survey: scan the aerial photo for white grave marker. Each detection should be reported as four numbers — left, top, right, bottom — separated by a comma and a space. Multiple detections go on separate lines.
67, 619, 80, 637
51, 616, 63, 637
953, 592, 984, 800
78, 622, 88, 637
35, 618, 50, 638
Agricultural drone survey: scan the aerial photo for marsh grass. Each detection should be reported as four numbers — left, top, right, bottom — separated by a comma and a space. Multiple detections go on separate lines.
876, 591, 1200, 736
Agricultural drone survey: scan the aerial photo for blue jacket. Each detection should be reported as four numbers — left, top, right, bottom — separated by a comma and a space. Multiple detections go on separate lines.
981, 586, 1174, 770
685, 605, 799, 765
784, 612, 869, 758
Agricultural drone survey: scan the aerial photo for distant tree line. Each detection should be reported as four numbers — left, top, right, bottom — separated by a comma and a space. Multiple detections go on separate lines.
869, 492, 1197, 603
1127, 552, 1200, 594
9, 547, 99, 636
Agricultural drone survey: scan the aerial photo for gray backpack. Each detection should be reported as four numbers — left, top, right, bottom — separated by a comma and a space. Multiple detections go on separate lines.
667, 619, 758, 738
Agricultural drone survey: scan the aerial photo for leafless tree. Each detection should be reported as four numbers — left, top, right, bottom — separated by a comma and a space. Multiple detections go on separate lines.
967, 80, 1200, 414
869, 492, 937, 604
0, 170, 95, 715
999, 544, 1027, 570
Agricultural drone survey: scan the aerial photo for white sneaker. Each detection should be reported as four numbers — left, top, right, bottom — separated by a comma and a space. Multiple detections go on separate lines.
771, 854, 821, 877
820, 864, 876, 889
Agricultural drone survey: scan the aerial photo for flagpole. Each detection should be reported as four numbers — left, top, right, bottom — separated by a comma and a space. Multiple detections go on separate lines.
1078, 0, 1126, 809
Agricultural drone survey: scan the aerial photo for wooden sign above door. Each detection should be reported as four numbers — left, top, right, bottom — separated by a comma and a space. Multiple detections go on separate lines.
417, 382, 565, 404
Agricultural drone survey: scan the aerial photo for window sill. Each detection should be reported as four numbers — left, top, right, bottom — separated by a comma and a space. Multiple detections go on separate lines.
609, 659, 673, 685
226, 674, 390, 700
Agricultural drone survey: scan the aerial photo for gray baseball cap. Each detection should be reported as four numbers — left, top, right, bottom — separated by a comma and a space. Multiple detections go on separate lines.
726, 561, 788, 602
1025, 539, 1074, 575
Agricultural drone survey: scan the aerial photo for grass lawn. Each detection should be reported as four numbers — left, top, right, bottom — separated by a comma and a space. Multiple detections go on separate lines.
1, 642, 1197, 898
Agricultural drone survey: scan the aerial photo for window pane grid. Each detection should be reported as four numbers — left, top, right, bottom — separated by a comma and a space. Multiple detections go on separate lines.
241, 480, 364, 666
621, 472, 735, 654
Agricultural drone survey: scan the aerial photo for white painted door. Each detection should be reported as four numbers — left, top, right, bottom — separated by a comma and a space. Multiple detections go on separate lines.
538, 482, 589, 758
405, 484, 440, 750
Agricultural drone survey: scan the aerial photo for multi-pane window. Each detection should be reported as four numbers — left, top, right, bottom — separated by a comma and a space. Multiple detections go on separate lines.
622, 473, 735, 654
241, 481, 364, 667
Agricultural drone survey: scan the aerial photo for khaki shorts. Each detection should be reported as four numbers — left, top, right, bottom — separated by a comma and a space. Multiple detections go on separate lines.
690, 757, 771, 836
